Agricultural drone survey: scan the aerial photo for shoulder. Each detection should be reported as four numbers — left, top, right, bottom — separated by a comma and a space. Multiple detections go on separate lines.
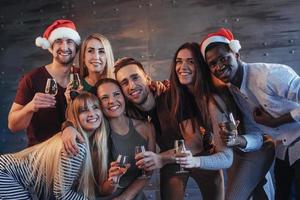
19, 66, 47, 83
132, 119, 154, 137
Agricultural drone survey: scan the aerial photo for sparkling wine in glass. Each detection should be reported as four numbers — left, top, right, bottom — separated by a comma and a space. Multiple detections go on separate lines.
70, 73, 81, 90
112, 155, 129, 188
174, 139, 189, 174
219, 112, 238, 146
45, 78, 58, 96
135, 145, 150, 179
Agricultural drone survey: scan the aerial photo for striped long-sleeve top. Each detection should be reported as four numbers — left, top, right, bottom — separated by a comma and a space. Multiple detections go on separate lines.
0, 143, 88, 200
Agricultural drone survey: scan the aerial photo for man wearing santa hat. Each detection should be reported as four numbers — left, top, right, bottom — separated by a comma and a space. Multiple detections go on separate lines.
8, 19, 81, 146
200, 28, 300, 199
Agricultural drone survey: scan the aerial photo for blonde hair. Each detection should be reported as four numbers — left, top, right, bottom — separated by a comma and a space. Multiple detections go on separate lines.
15, 92, 108, 199
79, 33, 115, 79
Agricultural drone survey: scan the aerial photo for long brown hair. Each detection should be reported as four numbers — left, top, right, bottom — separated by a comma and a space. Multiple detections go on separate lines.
169, 42, 213, 131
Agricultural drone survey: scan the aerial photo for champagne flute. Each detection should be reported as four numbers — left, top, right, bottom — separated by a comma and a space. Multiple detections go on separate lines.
45, 78, 58, 96
111, 154, 129, 188
69, 73, 81, 100
70, 73, 81, 90
174, 139, 189, 174
219, 112, 237, 146
135, 145, 150, 179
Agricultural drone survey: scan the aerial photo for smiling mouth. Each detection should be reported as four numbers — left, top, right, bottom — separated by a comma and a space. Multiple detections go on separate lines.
129, 89, 141, 97
108, 105, 120, 111
87, 117, 99, 123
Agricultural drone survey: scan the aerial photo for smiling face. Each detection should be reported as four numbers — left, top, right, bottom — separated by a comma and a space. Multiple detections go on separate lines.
78, 100, 102, 136
205, 45, 239, 83
175, 48, 196, 87
52, 37, 77, 65
84, 38, 107, 75
115, 64, 151, 106
97, 82, 125, 118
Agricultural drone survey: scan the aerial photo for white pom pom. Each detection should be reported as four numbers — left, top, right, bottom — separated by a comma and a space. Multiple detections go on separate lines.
35, 36, 50, 50
229, 40, 241, 53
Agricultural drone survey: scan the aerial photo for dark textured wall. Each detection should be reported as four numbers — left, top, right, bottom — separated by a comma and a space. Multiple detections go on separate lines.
0, 0, 299, 199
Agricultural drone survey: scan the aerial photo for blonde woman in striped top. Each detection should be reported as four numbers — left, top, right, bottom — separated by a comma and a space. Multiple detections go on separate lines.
0, 92, 117, 200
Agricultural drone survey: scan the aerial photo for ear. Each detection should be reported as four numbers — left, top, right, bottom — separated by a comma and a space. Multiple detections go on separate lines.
146, 74, 152, 83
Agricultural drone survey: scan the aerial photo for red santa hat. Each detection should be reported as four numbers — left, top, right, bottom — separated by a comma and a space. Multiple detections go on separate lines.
35, 19, 81, 50
200, 28, 241, 60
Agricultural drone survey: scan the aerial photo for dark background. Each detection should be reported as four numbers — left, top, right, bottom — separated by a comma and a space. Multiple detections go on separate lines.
0, 0, 299, 199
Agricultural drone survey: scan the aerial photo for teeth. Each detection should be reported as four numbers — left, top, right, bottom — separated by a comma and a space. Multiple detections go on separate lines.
109, 105, 119, 111
180, 72, 190, 75
87, 118, 98, 122
130, 90, 140, 96
220, 65, 226, 70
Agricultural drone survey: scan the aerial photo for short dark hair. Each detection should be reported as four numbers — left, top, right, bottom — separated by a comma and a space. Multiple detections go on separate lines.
113, 57, 146, 77
205, 42, 230, 58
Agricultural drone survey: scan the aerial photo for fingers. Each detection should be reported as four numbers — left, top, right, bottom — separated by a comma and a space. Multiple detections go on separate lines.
61, 128, 80, 155
64, 139, 79, 155
76, 133, 85, 143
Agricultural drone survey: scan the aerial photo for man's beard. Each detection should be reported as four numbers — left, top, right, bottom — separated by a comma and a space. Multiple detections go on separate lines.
136, 89, 149, 106
55, 55, 75, 65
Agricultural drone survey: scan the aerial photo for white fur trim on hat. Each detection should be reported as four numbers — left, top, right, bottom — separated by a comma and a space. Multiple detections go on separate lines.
201, 36, 230, 58
48, 27, 81, 46
35, 36, 51, 49
229, 40, 241, 53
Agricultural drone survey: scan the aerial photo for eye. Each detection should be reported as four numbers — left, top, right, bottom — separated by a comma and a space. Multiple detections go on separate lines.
99, 49, 105, 54
100, 96, 108, 102
93, 104, 99, 109
175, 60, 182, 65
120, 80, 128, 86
219, 56, 226, 63
187, 59, 195, 65
87, 48, 94, 53
132, 75, 140, 81
67, 39, 74, 44
114, 91, 121, 97
79, 108, 88, 113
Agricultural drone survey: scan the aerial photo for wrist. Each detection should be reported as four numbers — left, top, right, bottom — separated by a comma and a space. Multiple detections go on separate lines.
236, 135, 247, 148
61, 120, 74, 131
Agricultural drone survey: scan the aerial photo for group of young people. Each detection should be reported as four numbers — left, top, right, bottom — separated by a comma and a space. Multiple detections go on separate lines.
0, 19, 299, 200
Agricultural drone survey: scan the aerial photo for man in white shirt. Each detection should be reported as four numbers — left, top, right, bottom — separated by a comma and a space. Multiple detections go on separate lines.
199, 28, 300, 199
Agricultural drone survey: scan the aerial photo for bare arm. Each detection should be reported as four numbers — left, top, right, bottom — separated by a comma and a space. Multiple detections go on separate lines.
253, 106, 295, 128
8, 93, 56, 132
115, 122, 155, 200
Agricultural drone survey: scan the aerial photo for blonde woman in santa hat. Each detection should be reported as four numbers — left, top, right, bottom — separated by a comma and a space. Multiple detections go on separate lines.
8, 19, 81, 146
0, 92, 121, 199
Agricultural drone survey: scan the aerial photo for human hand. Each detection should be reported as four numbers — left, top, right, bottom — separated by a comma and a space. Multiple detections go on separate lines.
64, 82, 83, 103
175, 150, 199, 168
28, 92, 56, 112
61, 126, 84, 155
135, 151, 163, 171
148, 80, 169, 97
219, 120, 240, 147
253, 106, 277, 127
108, 161, 131, 183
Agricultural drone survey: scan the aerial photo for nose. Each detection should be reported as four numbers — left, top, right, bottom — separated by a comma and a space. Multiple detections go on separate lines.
61, 40, 68, 51
128, 80, 136, 90
108, 96, 115, 104
94, 51, 100, 60
86, 109, 94, 116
